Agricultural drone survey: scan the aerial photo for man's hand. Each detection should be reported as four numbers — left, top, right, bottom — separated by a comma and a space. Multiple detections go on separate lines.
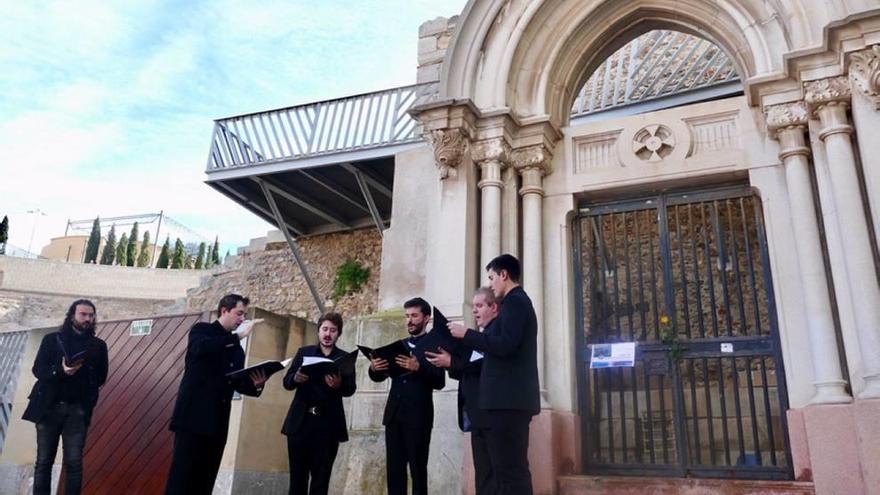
424, 348, 452, 368
370, 357, 389, 372
448, 322, 467, 339
293, 370, 309, 384
324, 372, 341, 389
62, 358, 82, 376
395, 354, 419, 372
249, 369, 268, 388
234, 318, 265, 340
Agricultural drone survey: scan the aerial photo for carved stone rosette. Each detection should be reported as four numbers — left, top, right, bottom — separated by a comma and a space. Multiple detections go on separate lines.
804, 76, 852, 114
849, 45, 880, 109
426, 128, 469, 179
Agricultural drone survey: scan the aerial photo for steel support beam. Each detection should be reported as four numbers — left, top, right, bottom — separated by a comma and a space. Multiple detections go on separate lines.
353, 169, 386, 235
256, 178, 326, 315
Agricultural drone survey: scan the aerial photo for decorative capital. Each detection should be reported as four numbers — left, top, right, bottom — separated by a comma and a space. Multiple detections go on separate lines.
511, 144, 551, 172
849, 45, 880, 108
426, 128, 469, 179
764, 101, 810, 134
471, 138, 510, 166
804, 76, 852, 112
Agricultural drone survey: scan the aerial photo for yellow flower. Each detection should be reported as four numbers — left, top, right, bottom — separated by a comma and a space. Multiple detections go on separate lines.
659, 315, 670, 325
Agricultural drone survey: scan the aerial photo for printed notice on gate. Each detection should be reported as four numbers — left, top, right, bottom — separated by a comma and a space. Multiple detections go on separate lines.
590, 342, 636, 368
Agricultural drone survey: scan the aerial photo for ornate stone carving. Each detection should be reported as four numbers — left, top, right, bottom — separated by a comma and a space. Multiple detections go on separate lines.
804, 76, 852, 109
632, 124, 675, 162
849, 45, 880, 107
471, 138, 510, 165
764, 101, 809, 133
511, 145, 550, 171
426, 128, 468, 179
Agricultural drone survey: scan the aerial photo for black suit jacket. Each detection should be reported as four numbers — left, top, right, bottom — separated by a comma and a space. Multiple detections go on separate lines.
462, 286, 540, 415
368, 336, 445, 428
169, 321, 263, 438
22, 330, 109, 428
281, 345, 356, 442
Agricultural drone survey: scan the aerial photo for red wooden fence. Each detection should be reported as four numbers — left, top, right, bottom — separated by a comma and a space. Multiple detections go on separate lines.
60, 313, 207, 495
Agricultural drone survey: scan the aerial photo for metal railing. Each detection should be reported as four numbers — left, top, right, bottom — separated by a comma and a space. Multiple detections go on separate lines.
0, 330, 28, 454
205, 31, 740, 172
207, 83, 438, 170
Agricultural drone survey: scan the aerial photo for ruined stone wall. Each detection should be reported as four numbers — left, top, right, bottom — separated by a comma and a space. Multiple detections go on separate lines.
186, 228, 382, 321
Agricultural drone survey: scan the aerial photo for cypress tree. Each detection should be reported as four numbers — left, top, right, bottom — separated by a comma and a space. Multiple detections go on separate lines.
137, 231, 152, 267
126, 222, 138, 267
171, 238, 186, 269
84, 217, 101, 263
211, 237, 220, 265
156, 237, 171, 269
195, 242, 206, 269
99, 225, 117, 265
0, 215, 8, 255
116, 233, 128, 266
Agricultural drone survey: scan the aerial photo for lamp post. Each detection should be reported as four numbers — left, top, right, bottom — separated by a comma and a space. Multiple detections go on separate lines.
26, 208, 47, 256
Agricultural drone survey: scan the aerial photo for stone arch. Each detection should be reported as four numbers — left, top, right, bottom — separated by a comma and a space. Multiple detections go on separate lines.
442, 0, 792, 126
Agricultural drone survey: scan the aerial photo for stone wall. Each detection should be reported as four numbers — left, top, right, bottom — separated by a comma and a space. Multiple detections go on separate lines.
417, 16, 458, 84
0, 256, 206, 300
186, 228, 382, 321
0, 289, 183, 332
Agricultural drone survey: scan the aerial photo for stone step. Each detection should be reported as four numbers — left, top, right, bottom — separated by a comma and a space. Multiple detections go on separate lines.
557, 475, 815, 495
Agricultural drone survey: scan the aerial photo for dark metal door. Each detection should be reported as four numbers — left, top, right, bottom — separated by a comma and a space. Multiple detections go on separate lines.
574, 186, 793, 480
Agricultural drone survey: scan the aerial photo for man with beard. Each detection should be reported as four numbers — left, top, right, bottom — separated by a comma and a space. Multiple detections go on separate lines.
425, 287, 499, 495
164, 294, 267, 495
282, 312, 356, 495
23, 299, 109, 495
368, 297, 445, 495
450, 254, 539, 495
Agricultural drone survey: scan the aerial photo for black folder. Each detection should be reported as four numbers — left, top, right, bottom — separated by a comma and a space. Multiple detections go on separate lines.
420, 307, 461, 354
358, 340, 412, 378
299, 348, 359, 378
56, 335, 91, 367
225, 357, 292, 381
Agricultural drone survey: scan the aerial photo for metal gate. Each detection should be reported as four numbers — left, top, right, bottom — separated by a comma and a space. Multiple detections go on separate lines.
574, 186, 793, 480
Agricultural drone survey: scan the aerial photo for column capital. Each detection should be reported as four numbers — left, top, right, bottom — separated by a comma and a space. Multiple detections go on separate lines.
411, 99, 479, 180
804, 76, 852, 114
425, 128, 470, 179
471, 137, 511, 167
764, 101, 810, 135
849, 45, 880, 109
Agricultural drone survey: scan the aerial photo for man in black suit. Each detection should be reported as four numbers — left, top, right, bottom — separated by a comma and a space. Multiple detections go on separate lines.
368, 297, 445, 495
282, 312, 356, 495
426, 287, 499, 495
450, 254, 540, 495
164, 294, 267, 495
23, 299, 109, 495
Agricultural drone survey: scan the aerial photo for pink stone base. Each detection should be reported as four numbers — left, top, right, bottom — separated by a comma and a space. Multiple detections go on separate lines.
786, 408, 812, 481
459, 409, 578, 495
854, 400, 880, 495
801, 403, 866, 495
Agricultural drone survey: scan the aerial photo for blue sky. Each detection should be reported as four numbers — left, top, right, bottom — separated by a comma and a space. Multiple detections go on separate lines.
0, 0, 467, 255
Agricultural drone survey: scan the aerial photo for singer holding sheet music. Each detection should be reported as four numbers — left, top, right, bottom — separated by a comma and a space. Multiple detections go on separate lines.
282, 312, 356, 495
23, 299, 108, 495
368, 297, 445, 495
164, 294, 266, 495
425, 287, 499, 495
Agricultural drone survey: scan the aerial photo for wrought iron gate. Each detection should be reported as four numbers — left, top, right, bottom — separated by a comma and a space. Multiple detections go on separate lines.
574, 186, 793, 479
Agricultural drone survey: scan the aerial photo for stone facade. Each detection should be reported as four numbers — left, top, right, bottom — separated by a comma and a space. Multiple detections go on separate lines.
186, 228, 382, 321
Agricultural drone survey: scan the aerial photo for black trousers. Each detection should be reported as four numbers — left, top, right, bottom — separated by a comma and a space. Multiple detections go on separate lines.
385, 421, 431, 495
164, 431, 227, 495
34, 402, 88, 495
471, 428, 494, 495
287, 415, 340, 495
484, 410, 532, 495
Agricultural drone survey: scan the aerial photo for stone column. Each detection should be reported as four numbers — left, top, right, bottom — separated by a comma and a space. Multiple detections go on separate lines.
849, 46, 880, 248
806, 76, 880, 398
766, 101, 850, 404
513, 145, 549, 402
472, 138, 509, 270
